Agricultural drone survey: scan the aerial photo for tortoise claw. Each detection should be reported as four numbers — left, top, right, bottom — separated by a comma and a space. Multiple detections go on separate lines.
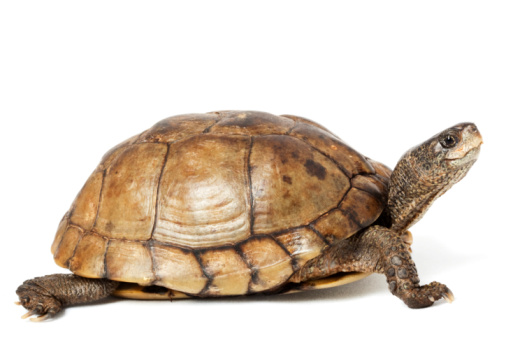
21, 308, 54, 322
401, 231, 413, 246
30, 313, 51, 322
21, 310, 36, 320
443, 290, 455, 303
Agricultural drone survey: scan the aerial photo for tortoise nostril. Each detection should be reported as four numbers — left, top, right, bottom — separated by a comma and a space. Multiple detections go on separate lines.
465, 123, 480, 134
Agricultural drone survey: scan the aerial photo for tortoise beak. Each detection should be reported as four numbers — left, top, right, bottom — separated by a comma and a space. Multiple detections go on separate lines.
464, 123, 483, 146
446, 123, 482, 167
462, 123, 483, 157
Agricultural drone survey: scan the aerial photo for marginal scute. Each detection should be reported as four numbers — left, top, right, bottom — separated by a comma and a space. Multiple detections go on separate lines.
69, 233, 107, 278
200, 248, 251, 296
314, 187, 384, 243
153, 134, 251, 248
54, 226, 83, 268
313, 210, 358, 243
95, 143, 168, 241
151, 244, 208, 294
339, 188, 383, 228
137, 113, 220, 143
351, 175, 388, 201
368, 159, 392, 185
209, 110, 294, 135
51, 213, 70, 255
70, 170, 103, 230
106, 240, 155, 285
240, 237, 294, 292
274, 227, 327, 267
289, 122, 375, 177
251, 135, 350, 234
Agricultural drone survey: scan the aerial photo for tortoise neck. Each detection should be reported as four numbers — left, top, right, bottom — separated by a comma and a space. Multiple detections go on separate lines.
387, 152, 472, 234
387, 155, 442, 234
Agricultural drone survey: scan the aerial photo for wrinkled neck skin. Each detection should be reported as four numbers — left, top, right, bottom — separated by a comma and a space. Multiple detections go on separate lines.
387, 144, 476, 235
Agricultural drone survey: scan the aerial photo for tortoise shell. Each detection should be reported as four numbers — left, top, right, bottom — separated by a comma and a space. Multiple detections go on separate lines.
51, 111, 391, 297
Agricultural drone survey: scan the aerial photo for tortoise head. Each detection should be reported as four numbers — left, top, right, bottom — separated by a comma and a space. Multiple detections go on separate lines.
388, 123, 483, 234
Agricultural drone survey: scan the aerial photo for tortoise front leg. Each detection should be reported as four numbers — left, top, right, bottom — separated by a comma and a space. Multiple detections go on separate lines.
16, 274, 119, 321
297, 226, 454, 308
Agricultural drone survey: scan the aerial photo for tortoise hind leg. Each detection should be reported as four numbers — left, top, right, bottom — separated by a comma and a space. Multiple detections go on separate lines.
16, 274, 119, 321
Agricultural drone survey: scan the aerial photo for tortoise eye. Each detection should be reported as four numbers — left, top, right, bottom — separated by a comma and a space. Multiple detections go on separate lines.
441, 135, 459, 148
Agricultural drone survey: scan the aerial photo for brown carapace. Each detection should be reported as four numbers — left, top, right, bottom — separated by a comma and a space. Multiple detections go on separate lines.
16, 111, 482, 321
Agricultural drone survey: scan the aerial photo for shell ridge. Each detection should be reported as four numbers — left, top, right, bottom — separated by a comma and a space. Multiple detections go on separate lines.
90, 170, 107, 232
52, 214, 71, 261
308, 224, 330, 246
201, 114, 221, 133
193, 251, 214, 295
352, 180, 385, 201
269, 224, 308, 237
233, 243, 258, 294
144, 241, 159, 285
238, 235, 294, 293
62, 225, 84, 268
268, 235, 300, 271
283, 120, 298, 135
316, 183, 352, 223
148, 240, 162, 284
150, 143, 171, 240
308, 183, 354, 233
247, 136, 255, 236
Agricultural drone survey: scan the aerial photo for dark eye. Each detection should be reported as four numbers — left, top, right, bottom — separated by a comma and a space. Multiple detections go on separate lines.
441, 134, 459, 148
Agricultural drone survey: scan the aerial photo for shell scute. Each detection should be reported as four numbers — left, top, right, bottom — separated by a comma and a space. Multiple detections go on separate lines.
289, 122, 375, 177
199, 248, 251, 296
151, 244, 208, 294
274, 227, 327, 267
94, 143, 167, 241
152, 134, 251, 248
70, 170, 103, 230
137, 113, 220, 143
69, 232, 107, 278
209, 110, 294, 135
351, 175, 388, 202
106, 240, 155, 285
51, 213, 70, 255
54, 225, 83, 268
281, 114, 340, 138
239, 236, 294, 292
98, 134, 140, 170
313, 187, 384, 243
250, 135, 350, 234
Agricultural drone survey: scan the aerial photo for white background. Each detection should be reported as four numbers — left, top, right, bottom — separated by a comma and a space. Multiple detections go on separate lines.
1, 1, 505, 337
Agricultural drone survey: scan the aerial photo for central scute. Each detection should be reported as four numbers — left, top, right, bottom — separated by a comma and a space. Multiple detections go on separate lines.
152, 134, 252, 248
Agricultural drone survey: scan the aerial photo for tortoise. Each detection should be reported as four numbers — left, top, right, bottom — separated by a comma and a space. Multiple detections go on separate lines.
16, 111, 482, 321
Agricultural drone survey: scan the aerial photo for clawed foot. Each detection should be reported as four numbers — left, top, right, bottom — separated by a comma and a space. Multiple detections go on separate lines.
16, 279, 63, 321
402, 282, 454, 308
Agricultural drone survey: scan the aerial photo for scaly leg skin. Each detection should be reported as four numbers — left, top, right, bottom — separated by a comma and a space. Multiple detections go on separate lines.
296, 226, 454, 308
16, 274, 119, 321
